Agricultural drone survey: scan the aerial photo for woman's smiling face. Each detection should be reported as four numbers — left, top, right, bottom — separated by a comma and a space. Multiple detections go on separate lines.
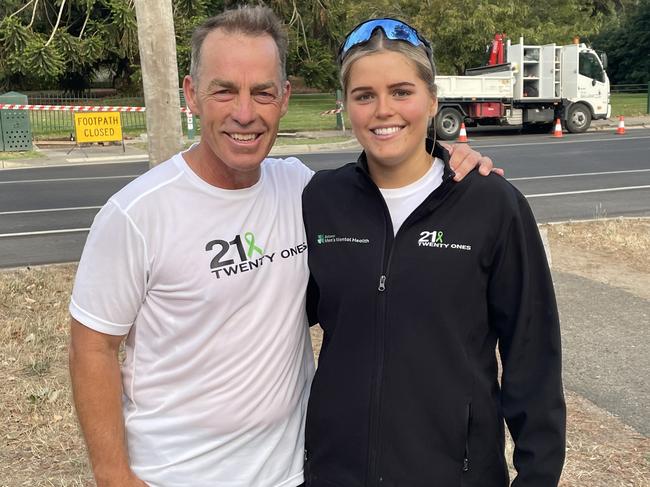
346, 49, 437, 177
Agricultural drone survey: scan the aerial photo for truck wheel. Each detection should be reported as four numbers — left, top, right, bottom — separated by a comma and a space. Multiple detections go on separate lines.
435, 108, 463, 140
565, 103, 592, 133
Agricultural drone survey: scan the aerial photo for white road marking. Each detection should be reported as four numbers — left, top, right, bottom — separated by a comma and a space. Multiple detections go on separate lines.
474, 134, 650, 149
0, 175, 138, 184
0, 206, 101, 216
510, 168, 650, 181
0, 228, 89, 238
0, 159, 147, 171
526, 185, 650, 198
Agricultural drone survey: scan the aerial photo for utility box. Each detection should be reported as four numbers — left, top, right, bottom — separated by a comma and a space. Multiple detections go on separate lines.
0, 91, 33, 151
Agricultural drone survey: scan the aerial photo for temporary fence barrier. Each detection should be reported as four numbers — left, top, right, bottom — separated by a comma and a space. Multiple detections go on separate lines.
3, 92, 348, 138
320, 107, 343, 115
0, 103, 193, 139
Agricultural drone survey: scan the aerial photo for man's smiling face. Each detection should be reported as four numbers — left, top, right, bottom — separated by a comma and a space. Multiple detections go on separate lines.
184, 29, 290, 186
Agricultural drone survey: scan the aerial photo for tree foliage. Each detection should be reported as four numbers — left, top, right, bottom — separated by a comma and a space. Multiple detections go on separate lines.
592, 0, 650, 83
0, 0, 142, 92
331, 0, 629, 75
0, 0, 644, 93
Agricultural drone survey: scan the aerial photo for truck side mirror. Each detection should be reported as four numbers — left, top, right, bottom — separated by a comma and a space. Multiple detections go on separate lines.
600, 52, 608, 70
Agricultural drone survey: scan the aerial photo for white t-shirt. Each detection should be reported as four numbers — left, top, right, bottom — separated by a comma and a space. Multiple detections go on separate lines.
379, 158, 444, 235
70, 153, 315, 487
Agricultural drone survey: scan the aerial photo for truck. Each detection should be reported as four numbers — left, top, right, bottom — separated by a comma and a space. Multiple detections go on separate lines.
433, 35, 611, 139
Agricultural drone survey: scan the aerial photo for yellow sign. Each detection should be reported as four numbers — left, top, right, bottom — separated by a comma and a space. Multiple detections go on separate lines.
74, 112, 123, 143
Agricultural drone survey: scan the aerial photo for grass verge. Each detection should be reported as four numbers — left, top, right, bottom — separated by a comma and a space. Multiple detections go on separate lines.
610, 93, 649, 117
0, 150, 44, 161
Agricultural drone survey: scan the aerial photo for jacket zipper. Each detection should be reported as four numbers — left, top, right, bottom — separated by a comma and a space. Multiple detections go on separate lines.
367, 194, 394, 486
360, 158, 455, 486
375, 168, 454, 294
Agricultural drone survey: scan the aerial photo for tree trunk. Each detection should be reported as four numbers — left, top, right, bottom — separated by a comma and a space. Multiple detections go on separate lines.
134, 0, 183, 167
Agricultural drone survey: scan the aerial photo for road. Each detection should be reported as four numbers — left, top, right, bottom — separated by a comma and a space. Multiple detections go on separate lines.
1, 130, 649, 268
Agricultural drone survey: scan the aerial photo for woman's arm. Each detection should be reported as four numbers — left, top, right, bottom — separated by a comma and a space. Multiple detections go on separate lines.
487, 193, 566, 487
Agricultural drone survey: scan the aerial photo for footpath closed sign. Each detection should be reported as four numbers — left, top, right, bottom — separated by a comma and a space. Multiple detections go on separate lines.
74, 112, 122, 143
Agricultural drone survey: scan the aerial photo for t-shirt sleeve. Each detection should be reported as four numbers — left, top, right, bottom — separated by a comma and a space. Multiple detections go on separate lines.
69, 199, 149, 336
285, 156, 315, 189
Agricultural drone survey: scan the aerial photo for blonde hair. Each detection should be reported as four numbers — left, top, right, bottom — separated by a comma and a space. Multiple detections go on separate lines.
340, 29, 437, 99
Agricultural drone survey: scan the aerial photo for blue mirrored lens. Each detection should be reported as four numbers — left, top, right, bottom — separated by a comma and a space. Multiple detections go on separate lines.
342, 19, 422, 54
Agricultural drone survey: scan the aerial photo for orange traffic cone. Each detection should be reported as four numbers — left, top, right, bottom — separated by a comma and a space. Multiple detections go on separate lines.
616, 115, 625, 135
553, 118, 563, 138
457, 123, 468, 142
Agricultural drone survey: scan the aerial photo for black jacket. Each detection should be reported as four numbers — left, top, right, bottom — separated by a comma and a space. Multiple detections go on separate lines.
302, 142, 565, 487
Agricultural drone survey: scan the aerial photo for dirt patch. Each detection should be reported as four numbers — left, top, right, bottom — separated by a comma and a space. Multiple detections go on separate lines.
0, 264, 93, 486
544, 218, 650, 301
1, 218, 648, 485
559, 391, 649, 486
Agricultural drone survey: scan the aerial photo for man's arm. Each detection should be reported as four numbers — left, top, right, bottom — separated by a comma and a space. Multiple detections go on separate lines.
69, 318, 148, 487
444, 142, 505, 181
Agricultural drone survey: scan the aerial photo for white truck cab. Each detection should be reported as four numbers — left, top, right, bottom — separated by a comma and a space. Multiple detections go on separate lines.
560, 43, 611, 131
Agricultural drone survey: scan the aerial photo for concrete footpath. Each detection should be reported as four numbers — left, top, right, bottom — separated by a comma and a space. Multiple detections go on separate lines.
1, 115, 648, 170
553, 270, 649, 435
540, 223, 649, 437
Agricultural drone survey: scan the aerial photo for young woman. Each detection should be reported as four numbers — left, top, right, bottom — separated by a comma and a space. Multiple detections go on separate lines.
302, 18, 566, 487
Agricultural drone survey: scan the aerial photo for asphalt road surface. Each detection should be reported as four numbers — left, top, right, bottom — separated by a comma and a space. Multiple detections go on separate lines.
1, 130, 649, 268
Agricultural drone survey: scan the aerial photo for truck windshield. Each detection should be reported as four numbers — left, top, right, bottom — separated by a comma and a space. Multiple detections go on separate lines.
579, 52, 605, 83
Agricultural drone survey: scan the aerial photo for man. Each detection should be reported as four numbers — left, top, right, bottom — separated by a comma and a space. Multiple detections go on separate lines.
68, 6, 496, 487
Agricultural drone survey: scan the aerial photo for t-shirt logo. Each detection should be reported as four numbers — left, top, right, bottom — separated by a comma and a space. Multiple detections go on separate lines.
205, 232, 306, 279
244, 232, 264, 257
205, 232, 264, 270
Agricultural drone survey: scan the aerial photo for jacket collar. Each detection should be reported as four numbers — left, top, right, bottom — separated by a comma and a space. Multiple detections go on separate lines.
355, 139, 456, 181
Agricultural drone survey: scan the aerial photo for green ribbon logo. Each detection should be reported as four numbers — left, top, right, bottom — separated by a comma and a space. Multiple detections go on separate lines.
435, 231, 444, 243
245, 232, 264, 257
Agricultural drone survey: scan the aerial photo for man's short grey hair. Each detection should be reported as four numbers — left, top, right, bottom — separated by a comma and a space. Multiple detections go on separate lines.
189, 5, 288, 85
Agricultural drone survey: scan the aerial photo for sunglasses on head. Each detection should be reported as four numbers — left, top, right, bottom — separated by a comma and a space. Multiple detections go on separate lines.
338, 18, 434, 69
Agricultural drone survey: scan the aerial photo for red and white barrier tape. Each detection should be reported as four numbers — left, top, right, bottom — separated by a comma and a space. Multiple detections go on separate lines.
0, 104, 191, 113
320, 107, 344, 115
